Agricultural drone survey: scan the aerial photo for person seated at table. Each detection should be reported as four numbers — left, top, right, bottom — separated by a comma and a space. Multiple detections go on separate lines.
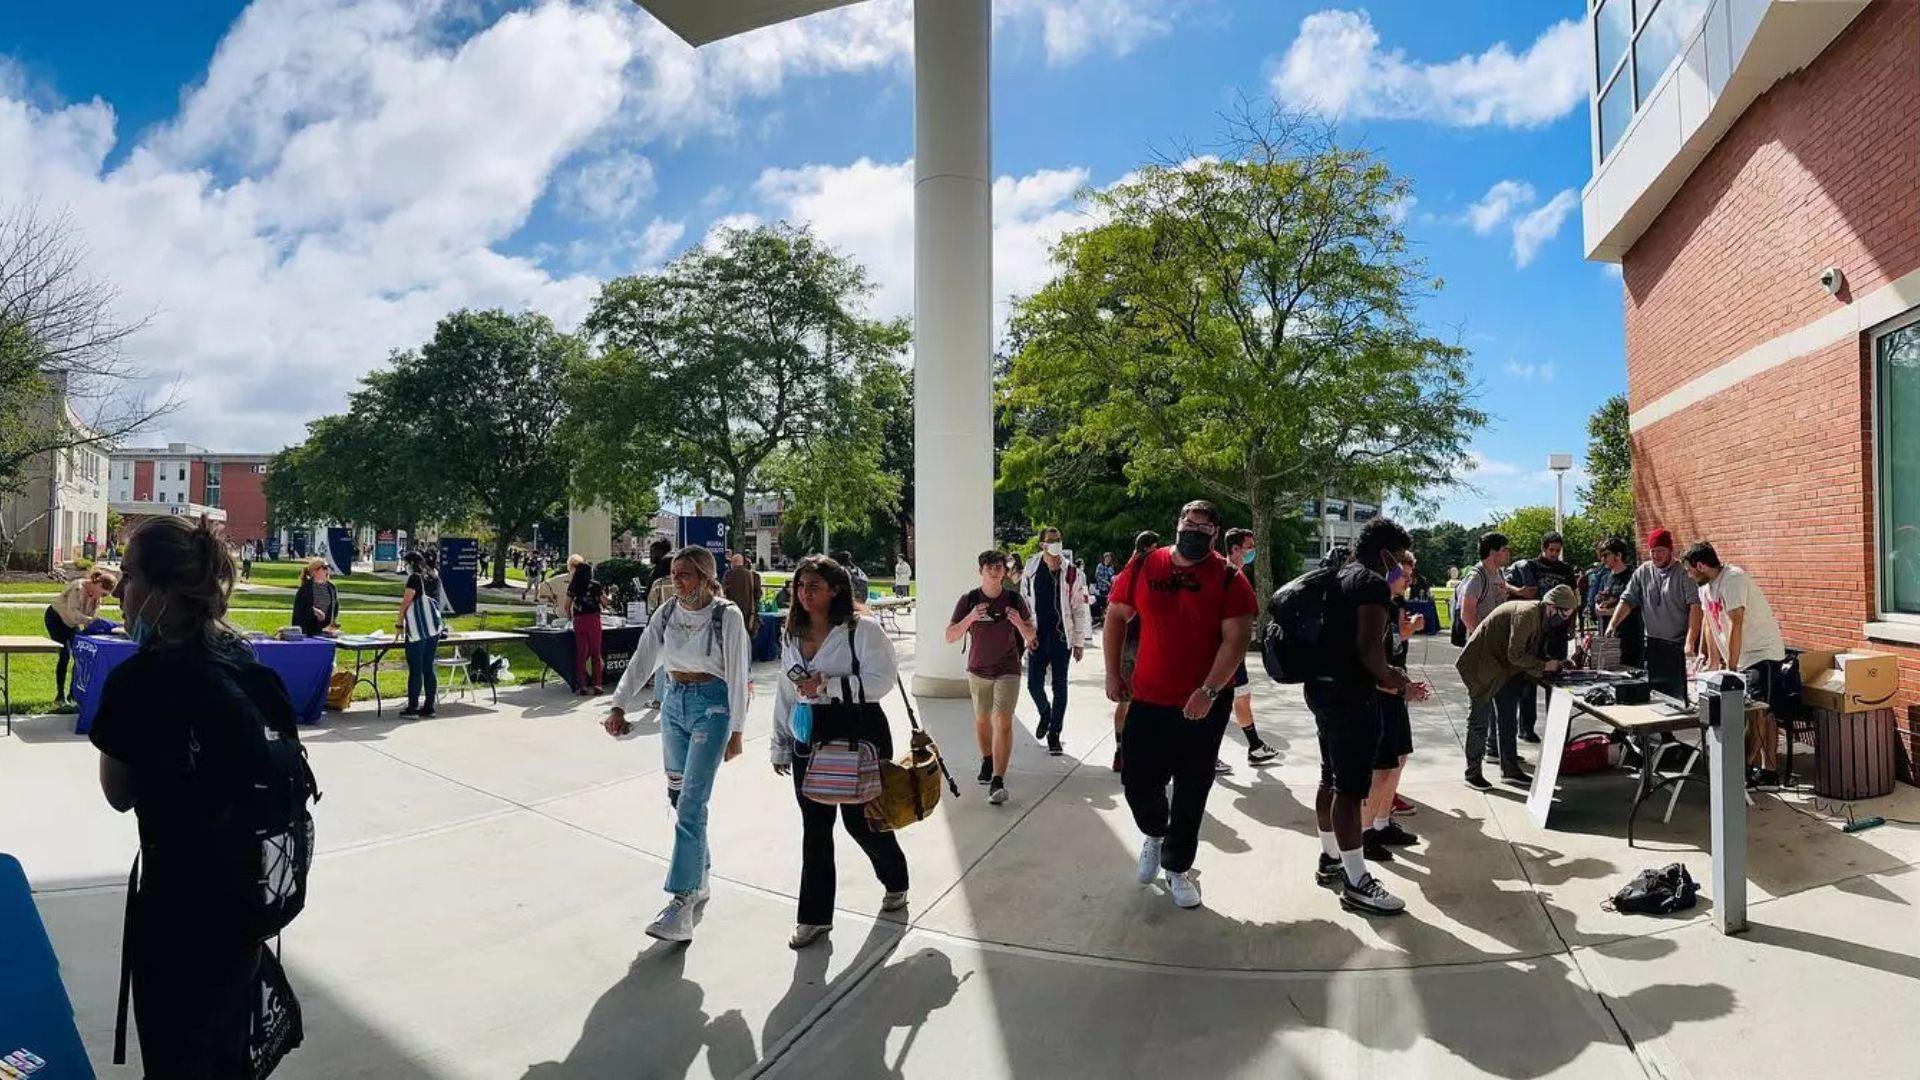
292, 557, 340, 638
396, 550, 447, 718
90, 515, 309, 1077
43, 566, 118, 711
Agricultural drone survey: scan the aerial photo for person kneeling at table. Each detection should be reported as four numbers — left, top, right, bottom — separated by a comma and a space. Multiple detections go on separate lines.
45, 567, 120, 710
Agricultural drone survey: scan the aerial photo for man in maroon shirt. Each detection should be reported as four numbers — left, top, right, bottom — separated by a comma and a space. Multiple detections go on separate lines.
1103, 500, 1258, 910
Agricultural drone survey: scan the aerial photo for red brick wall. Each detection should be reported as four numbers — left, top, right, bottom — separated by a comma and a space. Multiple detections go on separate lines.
1623, 0, 1920, 773
189, 460, 207, 505
132, 460, 153, 502
221, 462, 269, 546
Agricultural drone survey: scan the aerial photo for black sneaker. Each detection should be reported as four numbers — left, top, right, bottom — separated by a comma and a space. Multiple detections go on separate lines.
988, 778, 1008, 805
1464, 770, 1493, 791
978, 757, 993, 785
1361, 830, 1396, 862
1373, 821, 1418, 846
418, 708, 437, 719
1501, 767, 1533, 786
1047, 733, 1063, 757
399, 705, 421, 718
1519, 730, 1542, 744
1314, 853, 1342, 887
1340, 872, 1407, 915
1034, 720, 1050, 743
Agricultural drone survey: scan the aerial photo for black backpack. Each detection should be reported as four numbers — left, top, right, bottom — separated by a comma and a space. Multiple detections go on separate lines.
1603, 863, 1699, 914
1260, 566, 1341, 684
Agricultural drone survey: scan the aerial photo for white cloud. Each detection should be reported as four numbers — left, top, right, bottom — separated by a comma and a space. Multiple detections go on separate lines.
558, 153, 657, 222
1271, 10, 1586, 128
1463, 452, 1524, 479
1503, 360, 1556, 383
1511, 189, 1578, 268
997, 0, 1180, 64
1467, 179, 1533, 235
746, 158, 1095, 332
1385, 193, 1417, 226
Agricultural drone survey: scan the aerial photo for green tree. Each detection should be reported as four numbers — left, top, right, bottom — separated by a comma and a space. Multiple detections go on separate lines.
388, 310, 576, 586
1408, 520, 1486, 585
1002, 111, 1485, 611
1579, 393, 1634, 543
1493, 506, 1608, 570
571, 223, 910, 545
763, 355, 904, 552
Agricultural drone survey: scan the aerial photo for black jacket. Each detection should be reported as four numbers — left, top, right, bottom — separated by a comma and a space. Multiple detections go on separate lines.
292, 578, 337, 637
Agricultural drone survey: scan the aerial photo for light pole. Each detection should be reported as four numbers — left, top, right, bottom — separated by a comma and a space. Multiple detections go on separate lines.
1548, 453, 1574, 534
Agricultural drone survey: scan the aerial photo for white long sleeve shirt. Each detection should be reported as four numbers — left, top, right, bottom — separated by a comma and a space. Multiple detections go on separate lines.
771, 615, 897, 766
610, 597, 753, 733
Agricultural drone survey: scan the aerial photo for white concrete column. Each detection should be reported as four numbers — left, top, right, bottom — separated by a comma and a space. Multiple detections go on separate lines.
567, 502, 613, 564
911, 0, 993, 696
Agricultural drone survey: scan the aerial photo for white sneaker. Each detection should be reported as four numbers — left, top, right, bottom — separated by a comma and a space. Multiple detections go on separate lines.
646, 892, 701, 941
788, 923, 831, 949
1340, 873, 1406, 916
1166, 869, 1202, 909
881, 890, 909, 912
1136, 836, 1164, 884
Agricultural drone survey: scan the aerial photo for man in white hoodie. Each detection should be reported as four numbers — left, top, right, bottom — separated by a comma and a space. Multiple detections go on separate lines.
1023, 527, 1093, 756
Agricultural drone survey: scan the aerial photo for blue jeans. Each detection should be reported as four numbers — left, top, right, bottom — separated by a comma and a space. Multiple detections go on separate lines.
661, 679, 731, 894
1027, 634, 1071, 737
404, 637, 438, 709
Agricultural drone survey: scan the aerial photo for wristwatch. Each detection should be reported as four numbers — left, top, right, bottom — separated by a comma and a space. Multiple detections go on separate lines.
1200, 684, 1223, 702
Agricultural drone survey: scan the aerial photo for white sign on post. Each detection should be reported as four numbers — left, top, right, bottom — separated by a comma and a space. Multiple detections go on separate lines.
1526, 688, 1577, 828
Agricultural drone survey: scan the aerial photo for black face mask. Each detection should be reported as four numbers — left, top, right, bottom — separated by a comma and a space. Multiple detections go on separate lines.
1175, 529, 1213, 559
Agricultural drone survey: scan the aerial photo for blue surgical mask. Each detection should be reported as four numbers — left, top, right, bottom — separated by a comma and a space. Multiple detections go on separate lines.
1241, 549, 1257, 566
127, 596, 163, 644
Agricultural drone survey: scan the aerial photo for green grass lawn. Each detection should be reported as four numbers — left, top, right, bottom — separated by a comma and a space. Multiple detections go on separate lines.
0, 606, 540, 715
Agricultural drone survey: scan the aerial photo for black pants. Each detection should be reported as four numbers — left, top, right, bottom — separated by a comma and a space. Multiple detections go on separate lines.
1120, 697, 1231, 874
43, 607, 74, 699
1027, 634, 1071, 737
1645, 637, 1687, 699
791, 755, 908, 926
130, 895, 259, 1078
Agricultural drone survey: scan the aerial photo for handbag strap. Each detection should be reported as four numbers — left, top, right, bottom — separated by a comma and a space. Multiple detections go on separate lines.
840, 620, 865, 704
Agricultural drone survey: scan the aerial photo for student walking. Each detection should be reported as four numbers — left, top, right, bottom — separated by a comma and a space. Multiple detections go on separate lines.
1304, 519, 1427, 916
90, 517, 310, 1076
396, 551, 446, 717
1221, 528, 1279, 768
771, 555, 909, 948
604, 547, 751, 943
1021, 527, 1092, 755
1103, 502, 1257, 910
946, 550, 1037, 806
44, 567, 117, 709
567, 554, 607, 695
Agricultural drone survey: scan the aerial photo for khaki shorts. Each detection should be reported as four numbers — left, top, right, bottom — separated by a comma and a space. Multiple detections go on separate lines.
968, 674, 1021, 717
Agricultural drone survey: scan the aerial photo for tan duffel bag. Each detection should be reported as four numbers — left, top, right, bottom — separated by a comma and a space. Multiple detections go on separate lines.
862, 693, 959, 833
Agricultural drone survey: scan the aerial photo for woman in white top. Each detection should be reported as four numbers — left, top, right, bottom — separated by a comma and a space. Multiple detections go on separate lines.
772, 554, 909, 950
605, 546, 752, 943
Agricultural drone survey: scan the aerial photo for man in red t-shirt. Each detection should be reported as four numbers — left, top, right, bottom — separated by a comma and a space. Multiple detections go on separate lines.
1103, 499, 1258, 910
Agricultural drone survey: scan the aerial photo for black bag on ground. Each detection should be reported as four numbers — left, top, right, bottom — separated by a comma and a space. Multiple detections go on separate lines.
1261, 566, 1340, 684
1603, 863, 1699, 914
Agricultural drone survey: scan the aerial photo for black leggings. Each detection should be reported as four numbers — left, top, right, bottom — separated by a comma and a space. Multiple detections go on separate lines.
791, 755, 908, 926
43, 607, 75, 698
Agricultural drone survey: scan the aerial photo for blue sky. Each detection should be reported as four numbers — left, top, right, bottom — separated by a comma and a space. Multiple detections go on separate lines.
2, 0, 1622, 525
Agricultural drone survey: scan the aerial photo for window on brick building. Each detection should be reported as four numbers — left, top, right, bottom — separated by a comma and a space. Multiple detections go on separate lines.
1590, 0, 1710, 164
1877, 311, 1920, 617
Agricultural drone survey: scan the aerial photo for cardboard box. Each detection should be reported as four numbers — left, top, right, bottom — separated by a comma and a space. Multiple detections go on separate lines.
1798, 649, 1900, 714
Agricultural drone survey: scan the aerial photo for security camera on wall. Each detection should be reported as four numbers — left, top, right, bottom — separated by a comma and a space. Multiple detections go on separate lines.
1820, 266, 1846, 296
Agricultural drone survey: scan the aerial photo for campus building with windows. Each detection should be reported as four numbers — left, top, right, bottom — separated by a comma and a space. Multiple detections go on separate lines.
1585, 0, 1920, 768
0, 375, 109, 568
108, 443, 272, 546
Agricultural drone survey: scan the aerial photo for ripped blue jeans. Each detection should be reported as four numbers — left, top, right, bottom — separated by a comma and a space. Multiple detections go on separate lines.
660, 678, 731, 894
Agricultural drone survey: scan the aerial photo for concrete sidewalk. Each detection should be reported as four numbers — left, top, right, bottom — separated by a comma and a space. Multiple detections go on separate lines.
5, 621, 1919, 1078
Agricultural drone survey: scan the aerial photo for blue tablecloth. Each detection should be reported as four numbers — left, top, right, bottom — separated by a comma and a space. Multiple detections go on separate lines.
0, 855, 92, 1079
1406, 598, 1441, 635
71, 636, 338, 734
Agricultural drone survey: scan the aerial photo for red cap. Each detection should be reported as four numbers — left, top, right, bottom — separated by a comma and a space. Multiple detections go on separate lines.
1647, 528, 1673, 551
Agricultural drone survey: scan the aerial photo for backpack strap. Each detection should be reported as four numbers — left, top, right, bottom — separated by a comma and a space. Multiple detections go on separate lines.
112, 852, 140, 1065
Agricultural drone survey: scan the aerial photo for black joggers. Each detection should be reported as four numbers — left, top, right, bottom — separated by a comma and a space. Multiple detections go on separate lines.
1119, 696, 1232, 874
791, 754, 909, 926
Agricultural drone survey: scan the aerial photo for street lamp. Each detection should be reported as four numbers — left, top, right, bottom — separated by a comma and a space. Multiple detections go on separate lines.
1548, 453, 1574, 534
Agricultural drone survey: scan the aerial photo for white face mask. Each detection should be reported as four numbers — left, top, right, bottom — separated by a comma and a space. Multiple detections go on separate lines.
1044, 542, 1063, 557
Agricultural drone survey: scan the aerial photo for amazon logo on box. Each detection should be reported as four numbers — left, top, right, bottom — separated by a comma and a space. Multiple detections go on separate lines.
1800, 649, 1900, 714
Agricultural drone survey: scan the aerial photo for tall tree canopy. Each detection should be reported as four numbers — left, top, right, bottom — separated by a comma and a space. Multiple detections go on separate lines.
569, 223, 909, 544
1002, 112, 1486, 608
1579, 393, 1634, 544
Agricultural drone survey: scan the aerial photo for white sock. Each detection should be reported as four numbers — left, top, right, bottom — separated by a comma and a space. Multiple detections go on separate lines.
1373, 815, 1389, 831
1340, 848, 1367, 886
1319, 830, 1339, 858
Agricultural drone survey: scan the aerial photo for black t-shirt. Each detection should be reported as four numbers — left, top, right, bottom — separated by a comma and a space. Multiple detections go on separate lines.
1388, 596, 1409, 668
1322, 561, 1393, 685
89, 640, 298, 922
1032, 562, 1063, 641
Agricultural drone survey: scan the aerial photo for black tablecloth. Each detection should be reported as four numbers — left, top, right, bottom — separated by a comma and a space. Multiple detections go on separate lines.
524, 624, 648, 691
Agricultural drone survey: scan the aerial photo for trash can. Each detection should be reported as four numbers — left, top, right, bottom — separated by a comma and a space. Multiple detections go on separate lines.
1813, 707, 1897, 800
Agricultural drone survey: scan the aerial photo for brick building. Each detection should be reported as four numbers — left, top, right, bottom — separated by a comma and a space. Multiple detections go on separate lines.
109, 444, 272, 546
1584, 0, 1920, 770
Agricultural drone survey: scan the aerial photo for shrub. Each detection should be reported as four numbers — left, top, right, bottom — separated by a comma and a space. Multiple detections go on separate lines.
7, 549, 48, 572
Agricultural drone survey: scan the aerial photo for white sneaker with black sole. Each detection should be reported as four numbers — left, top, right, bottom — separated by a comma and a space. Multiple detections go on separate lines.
1248, 744, 1279, 765
1339, 873, 1406, 916
1136, 836, 1164, 884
